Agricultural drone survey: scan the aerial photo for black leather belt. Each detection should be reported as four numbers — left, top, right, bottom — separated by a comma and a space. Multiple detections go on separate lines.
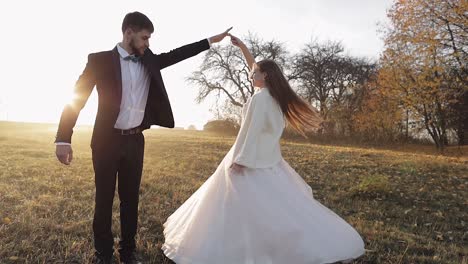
114, 126, 143, 135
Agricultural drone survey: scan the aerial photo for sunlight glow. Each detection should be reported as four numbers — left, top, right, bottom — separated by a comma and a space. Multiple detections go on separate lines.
0, 0, 392, 129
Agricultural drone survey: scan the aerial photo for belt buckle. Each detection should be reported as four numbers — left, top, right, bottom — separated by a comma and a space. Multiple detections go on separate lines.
121, 129, 130, 136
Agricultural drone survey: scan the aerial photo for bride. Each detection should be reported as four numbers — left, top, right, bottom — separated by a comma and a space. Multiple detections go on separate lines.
161, 33, 366, 264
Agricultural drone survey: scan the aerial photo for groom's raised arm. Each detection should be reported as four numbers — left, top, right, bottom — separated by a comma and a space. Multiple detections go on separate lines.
154, 27, 232, 70
155, 38, 211, 70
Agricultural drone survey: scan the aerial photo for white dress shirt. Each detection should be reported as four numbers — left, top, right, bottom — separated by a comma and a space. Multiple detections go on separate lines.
114, 43, 151, 130
232, 87, 286, 168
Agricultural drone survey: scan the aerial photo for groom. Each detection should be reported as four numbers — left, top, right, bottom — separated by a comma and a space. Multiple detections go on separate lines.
55, 11, 231, 264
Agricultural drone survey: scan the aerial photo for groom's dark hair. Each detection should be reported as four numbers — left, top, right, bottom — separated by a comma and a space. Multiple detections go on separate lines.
122, 11, 154, 34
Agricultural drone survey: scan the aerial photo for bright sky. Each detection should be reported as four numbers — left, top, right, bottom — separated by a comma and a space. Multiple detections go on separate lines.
0, 0, 393, 130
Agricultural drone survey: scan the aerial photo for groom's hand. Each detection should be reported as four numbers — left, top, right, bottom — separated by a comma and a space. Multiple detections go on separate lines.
56, 145, 73, 165
208, 27, 233, 44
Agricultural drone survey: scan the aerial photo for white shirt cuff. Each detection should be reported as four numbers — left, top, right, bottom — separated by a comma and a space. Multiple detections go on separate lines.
55, 142, 71, 146
207, 38, 212, 47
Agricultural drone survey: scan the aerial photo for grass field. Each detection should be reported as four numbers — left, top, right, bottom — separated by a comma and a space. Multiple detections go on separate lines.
0, 121, 467, 263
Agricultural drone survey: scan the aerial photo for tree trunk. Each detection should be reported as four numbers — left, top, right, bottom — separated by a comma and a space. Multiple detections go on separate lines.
458, 90, 468, 145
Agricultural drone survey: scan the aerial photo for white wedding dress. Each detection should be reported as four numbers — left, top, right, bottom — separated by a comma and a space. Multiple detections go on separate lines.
162, 87, 365, 264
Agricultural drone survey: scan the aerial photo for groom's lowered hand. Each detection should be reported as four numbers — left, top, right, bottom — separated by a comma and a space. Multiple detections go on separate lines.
56, 145, 73, 165
208, 27, 233, 44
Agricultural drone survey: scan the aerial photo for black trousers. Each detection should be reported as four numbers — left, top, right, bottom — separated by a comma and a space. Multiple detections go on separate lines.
91, 132, 145, 257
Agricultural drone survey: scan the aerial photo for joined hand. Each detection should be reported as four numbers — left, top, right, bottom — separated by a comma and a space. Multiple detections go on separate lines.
209, 27, 233, 44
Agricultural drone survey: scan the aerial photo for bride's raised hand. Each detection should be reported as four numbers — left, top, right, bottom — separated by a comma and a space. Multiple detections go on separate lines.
229, 34, 244, 47
229, 33, 255, 72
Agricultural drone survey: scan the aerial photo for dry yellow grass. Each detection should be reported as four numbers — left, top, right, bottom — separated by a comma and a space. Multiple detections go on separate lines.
0, 121, 467, 263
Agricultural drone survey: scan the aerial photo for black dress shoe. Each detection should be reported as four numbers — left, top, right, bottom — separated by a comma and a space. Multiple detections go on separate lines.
92, 254, 113, 264
120, 251, 142, 264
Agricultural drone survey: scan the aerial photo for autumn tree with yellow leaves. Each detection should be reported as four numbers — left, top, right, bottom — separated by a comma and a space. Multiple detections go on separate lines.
378, 0, 467, 150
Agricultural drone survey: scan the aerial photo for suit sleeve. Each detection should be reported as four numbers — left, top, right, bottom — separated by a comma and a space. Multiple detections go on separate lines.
157, 39, 210, 70
55, 54, 96, 144
232, 94, 267, 168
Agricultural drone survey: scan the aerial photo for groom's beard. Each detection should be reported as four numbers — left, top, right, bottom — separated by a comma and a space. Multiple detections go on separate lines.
129, 39, 145, 57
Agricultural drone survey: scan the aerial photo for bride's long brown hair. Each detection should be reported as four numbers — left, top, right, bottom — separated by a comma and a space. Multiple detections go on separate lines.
257, 59, 323, 137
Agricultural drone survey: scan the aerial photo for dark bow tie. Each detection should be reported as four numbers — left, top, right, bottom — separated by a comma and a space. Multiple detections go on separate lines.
124, 54, 141, 63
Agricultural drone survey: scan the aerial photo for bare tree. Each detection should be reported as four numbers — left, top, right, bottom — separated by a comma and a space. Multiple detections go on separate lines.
290, 39, 345, 119
187, 32, 290, 121
291, 38, 377, 136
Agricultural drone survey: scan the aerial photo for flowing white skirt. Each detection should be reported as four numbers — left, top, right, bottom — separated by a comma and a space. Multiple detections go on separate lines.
162, 147, 365, 264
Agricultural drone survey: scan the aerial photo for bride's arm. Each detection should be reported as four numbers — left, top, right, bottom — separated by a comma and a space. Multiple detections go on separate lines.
229, 34, 256, 70
231, 93, 267, 169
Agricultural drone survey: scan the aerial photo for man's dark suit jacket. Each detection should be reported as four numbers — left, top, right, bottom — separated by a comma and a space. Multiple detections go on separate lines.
55, 39, 210, 149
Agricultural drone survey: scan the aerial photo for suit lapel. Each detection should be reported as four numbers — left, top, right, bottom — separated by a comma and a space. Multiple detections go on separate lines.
111, 46, 123, 102
142, 48, 162, 80
141, 48, 152, 70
